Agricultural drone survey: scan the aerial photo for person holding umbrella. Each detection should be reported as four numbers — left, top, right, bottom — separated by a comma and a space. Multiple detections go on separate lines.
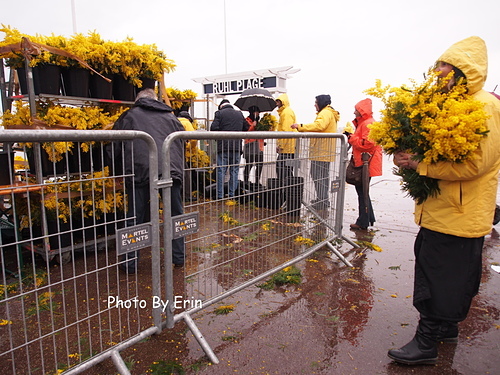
235, 88, 277, 113
235, 88, 277, 189
346, 98, 382, 230
243, 106, 264, 188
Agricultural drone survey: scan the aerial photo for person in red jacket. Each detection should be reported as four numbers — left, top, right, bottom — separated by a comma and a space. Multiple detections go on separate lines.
243, 106, 264, 187
347, 98, 382, 230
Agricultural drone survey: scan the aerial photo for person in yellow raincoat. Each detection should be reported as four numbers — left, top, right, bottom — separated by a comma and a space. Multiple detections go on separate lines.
292, 95, 339, 209
391, 36, 500, 365
275, 93, 297, 182
177, 111, 198, 201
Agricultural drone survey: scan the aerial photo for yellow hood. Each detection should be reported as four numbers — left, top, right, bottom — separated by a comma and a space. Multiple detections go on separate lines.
437, 36, 488, 94
277, 93, 290, 112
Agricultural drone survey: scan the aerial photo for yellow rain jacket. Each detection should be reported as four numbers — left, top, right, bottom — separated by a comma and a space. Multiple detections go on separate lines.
276, 93, 298, 154
297, 105, 339, 162
178, 117, 198, 151
415, 36, 500, 237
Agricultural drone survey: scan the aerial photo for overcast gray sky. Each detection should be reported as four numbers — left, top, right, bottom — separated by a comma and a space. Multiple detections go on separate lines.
3, 0, 500, 127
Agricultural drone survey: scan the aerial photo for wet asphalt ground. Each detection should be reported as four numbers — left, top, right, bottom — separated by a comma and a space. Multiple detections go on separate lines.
184, 157, 500, 375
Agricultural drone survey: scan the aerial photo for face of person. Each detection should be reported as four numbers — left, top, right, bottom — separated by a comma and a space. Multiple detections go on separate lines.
354, 109, 361, 118
276, 99, 282, 108
435, 61, 454, 78
314, 101, 319, 112
435, 61, 456, 92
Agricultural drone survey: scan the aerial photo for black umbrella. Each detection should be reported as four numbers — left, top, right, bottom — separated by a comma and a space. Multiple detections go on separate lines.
234, 88, 277, 112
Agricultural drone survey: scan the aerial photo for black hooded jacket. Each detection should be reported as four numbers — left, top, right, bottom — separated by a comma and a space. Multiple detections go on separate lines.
111, 97, 185, 185
210, 104, 249, 152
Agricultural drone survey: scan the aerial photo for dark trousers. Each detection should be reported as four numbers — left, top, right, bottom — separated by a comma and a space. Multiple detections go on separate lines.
183, 162, 192, 200
123, 179, 185, 271
413, 227, 483, 322
276, 153, 294, 182
243, 151, 264, 185
310, 160, 330, 201
354, 180, 375, 228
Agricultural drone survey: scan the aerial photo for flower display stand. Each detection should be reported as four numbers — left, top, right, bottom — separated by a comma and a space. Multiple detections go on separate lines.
17, 64, 62, 95
62, 67, 90, 97
112, 74, 136, 101
89, 73, 113, 99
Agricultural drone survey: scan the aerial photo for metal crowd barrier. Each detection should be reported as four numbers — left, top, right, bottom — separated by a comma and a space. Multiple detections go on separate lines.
0, 130, 162, 375
160, 131, 355, 363
1, 129, 356, 374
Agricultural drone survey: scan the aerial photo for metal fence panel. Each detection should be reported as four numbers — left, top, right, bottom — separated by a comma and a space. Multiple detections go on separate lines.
160, 131, 353, 363
0, 130, 162, 375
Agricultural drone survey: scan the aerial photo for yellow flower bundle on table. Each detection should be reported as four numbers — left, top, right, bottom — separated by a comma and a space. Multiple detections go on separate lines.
366, 71, 489, 203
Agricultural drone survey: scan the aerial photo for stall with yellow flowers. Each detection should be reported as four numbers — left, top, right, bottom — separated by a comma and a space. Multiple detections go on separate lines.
0, 26, 200, 263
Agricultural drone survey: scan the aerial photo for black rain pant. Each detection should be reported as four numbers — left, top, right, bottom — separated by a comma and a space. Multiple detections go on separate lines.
413, 227, 483, 322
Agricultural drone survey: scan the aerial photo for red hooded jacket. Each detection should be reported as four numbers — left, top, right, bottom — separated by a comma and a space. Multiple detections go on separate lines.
348, 98, 382, 177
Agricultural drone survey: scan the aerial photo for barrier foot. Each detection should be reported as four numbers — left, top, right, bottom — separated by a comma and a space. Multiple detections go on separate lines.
326, 241, 353, 268
111, 350, 132, 375
183, 313, 220, 364
341, 234, 360, 249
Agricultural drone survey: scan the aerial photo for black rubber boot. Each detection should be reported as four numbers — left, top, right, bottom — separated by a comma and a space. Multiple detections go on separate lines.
437, 321, 458, 343
388, 317, 438, 365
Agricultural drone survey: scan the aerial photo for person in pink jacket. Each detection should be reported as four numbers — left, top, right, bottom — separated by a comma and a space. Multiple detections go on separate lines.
347, 98, 382, 230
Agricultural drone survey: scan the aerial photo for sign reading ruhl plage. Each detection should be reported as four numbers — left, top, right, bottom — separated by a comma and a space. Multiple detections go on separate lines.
172, 212, 199, 239
193, 67, 299, 97
204, 76, 277, 95
116, 223, 153, 255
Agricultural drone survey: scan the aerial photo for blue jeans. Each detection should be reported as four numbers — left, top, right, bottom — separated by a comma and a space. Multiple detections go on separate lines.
217, 151, 241, 199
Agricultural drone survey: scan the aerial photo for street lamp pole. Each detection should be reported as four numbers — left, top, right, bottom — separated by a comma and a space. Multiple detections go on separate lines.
224, 0, 227, 74
71, 0, 78, 34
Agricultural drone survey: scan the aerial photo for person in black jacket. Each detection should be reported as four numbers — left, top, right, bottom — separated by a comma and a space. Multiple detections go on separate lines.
110, 88, 186, 272
210, 99, 249, 199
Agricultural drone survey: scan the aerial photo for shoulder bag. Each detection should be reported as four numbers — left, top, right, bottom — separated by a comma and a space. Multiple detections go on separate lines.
345, 156, 363, 186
